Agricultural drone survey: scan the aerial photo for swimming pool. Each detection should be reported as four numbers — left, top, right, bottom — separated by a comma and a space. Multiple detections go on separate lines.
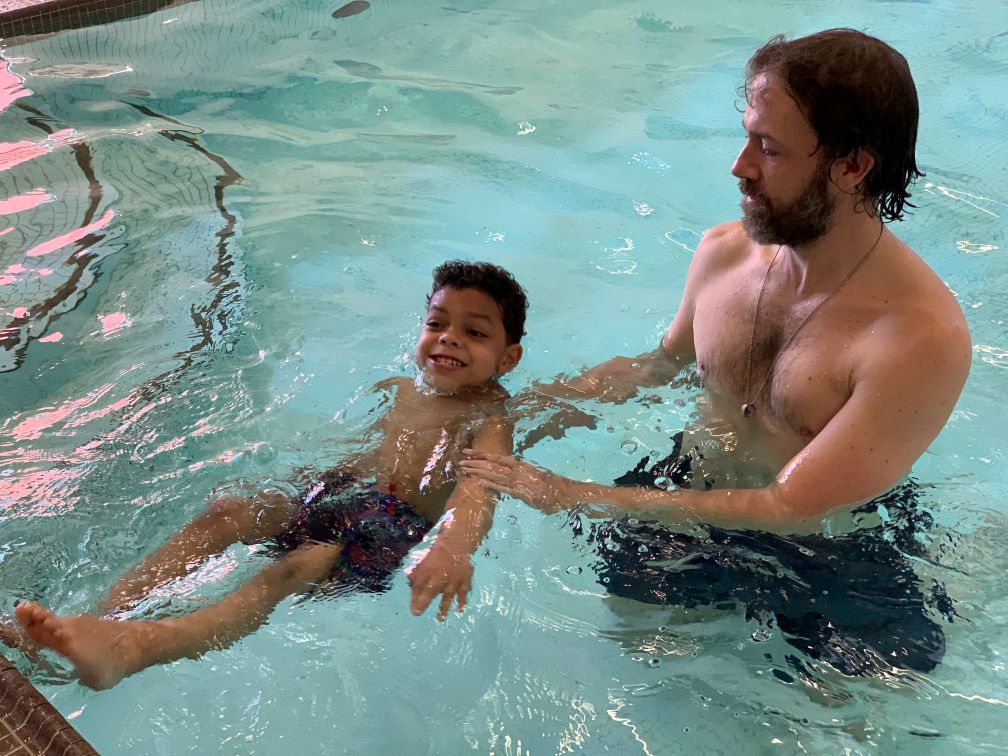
2, 0, 1006, 752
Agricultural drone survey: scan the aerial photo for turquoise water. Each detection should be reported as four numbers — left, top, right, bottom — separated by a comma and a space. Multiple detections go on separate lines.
2, 0, 1007, 752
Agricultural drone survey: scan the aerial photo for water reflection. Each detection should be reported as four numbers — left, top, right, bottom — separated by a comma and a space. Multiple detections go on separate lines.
0, 48, 248, 534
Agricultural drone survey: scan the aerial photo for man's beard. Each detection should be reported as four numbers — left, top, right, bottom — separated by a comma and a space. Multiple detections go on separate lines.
739, 160, 836, 246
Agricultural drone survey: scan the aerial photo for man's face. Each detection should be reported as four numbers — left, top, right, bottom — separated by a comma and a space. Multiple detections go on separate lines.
739, 154, 836, 246
732, 73, 839, 246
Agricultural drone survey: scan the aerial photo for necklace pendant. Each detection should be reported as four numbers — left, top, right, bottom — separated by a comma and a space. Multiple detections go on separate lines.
741, 402, 755, 418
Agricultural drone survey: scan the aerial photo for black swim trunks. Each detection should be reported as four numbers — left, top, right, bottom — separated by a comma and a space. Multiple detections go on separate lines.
275, 471, 431, 592
580, 432, 953, 677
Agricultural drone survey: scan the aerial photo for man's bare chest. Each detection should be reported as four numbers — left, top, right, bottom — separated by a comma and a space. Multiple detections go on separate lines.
692, 282, 857, 441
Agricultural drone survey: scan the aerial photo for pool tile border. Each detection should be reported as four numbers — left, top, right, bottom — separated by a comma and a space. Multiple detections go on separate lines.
0, 0, 191, 42
0, 653, 97, 756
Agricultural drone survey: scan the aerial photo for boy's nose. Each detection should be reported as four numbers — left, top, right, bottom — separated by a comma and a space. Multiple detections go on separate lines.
439, 330, 460, 346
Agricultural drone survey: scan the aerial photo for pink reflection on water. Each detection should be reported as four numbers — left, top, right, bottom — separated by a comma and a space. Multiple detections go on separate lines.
38, 332, 63, 343
0, 128, 76, 172
0, 465, 82, 514
98, 311, 132, 337
9, 382, 118, 441
0, 378, 149, 515
154, 436, 185, 455
0, 264, 26, 287
69, 389, 141, 430
0, 188, 51, 215
25, 208, 115, 258
0, 59, 29, 114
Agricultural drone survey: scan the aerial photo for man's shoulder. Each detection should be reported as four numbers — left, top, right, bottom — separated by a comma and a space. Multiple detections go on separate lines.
882, 238, 970, 336
861, 245, 971, 374
695, 221, 752, 265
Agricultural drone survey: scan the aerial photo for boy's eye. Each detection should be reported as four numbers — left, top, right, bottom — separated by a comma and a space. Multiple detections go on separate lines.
425, 319, 442, 329
469, 329, 487, 338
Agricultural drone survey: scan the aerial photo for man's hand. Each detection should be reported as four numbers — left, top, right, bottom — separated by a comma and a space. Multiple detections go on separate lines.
406, 544, 474, 621
460, 450, 576, 513
509, 390, 598, 452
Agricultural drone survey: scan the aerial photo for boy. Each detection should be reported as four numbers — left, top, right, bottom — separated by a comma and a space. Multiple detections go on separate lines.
9, 260, 527, 690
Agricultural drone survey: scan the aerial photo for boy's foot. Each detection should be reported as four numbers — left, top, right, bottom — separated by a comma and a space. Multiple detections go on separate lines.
0, 615, 44, 662
14, 602, 145, 690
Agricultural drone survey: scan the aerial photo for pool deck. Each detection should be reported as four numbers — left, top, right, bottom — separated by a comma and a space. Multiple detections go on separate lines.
0, 652, 97, 755
0, 0, 191, 42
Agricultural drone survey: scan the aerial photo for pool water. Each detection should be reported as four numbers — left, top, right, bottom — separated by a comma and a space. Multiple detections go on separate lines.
2, 0, 1007, 752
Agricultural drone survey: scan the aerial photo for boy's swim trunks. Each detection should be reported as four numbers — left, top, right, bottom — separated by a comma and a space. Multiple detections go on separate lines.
275, 471, 431, 591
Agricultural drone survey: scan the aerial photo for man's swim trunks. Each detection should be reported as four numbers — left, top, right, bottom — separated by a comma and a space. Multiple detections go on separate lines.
579, 432, 953, 677
274, 471, 430, 592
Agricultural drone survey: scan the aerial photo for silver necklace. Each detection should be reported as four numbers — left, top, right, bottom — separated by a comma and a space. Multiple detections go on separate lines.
740, 229, 883, 418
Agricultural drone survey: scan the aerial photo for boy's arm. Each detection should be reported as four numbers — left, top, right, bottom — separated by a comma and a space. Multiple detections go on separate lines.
407, 416, 512, 621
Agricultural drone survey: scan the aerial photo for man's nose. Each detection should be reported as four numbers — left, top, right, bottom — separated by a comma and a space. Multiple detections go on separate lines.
731, 142, 758, 180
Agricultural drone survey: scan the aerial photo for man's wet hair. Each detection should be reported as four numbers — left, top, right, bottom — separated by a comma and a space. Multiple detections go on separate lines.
429, 260, 528, 345
744, 28, 924, 223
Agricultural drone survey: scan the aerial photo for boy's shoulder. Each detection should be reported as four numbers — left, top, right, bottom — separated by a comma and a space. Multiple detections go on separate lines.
374, 376, 411, 393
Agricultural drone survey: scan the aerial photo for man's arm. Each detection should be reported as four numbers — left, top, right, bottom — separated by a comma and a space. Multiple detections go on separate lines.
465, 323, 971, 530
407, 417, 512, 620
534, 312, 695, 404
533, 234, 708, 404
510, 314, 694, 452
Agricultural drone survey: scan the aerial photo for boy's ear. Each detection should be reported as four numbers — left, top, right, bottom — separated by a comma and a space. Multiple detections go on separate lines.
496, 344, 523, 376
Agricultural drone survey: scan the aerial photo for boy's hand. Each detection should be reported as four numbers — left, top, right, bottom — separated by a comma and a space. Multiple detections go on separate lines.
406, 544, 474, 621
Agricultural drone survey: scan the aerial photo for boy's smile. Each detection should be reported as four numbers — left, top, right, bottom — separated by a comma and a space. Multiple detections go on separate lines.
416, 286, 522, 393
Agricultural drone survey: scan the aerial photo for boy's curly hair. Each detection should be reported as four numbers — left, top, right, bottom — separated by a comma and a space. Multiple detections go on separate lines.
429, 261, 528, 345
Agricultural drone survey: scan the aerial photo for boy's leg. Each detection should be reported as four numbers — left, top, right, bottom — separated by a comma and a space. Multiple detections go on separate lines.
17, 541, 343, 690
100, 491, 299, 615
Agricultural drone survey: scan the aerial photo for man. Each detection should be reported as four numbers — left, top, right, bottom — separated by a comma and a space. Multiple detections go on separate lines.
463, 28, 971, 530
462, 28, 971, 679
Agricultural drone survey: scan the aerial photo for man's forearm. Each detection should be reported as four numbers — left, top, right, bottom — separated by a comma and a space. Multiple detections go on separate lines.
566, 479, 805, 530
536, 349, 683, 403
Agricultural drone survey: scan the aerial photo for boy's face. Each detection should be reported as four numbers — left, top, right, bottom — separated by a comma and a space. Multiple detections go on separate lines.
416, 286, 522, 393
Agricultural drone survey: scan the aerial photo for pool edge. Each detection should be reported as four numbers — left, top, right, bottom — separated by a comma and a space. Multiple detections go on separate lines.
0, 0, 196, 43
0, 652, 98, 756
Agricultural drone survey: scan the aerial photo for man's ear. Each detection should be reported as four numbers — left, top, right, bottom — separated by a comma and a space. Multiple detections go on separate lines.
496, 344, 523, 376
831, 147, 876, 194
